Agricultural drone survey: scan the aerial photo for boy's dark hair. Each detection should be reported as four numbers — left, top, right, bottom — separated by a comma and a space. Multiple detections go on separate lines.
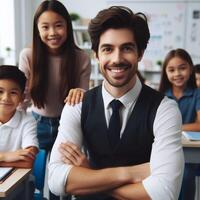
195, 64, 200, 74
0, 65, 26, 92
88, 6, 150, 57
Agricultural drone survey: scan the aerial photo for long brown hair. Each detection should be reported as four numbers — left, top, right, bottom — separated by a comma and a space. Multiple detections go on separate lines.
159, 48, 196, 93
31, 0, 79, 108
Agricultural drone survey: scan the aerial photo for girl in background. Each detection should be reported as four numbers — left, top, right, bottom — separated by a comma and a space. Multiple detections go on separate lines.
19, 0, 91, 199
159, 48, 200, 200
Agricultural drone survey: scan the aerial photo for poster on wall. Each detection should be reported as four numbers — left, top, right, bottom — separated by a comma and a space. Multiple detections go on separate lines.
185, 3, 200, 64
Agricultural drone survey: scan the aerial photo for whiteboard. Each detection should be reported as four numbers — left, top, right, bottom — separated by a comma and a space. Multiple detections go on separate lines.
185, 3, 200, 64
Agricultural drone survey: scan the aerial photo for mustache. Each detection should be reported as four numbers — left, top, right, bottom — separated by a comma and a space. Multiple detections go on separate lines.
108, 62, 132, 68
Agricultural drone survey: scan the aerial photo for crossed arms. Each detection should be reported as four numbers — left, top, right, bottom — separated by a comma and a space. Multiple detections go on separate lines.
48, 97, 184, 200
59, 141, 151, 200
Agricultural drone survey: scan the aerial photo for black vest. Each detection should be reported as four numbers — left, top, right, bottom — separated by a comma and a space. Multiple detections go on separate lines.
75, 85, 164, 200
78, 84, 164, 200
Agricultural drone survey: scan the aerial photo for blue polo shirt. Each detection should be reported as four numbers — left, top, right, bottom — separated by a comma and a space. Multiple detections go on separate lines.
166, 87, 200, 124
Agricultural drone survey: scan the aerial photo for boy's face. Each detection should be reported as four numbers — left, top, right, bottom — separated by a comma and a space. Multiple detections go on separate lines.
195, 73, 200, 88
0, 79, 24, 118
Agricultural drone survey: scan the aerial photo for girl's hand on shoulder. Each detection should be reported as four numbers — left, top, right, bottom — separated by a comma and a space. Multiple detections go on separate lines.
59, 141, 90, 168
64, 88, 85, 106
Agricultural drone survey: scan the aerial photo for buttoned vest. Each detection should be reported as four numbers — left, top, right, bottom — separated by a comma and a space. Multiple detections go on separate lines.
81, 84, 164, 169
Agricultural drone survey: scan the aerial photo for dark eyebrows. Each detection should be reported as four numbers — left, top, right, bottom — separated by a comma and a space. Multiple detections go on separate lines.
100, 42, 136, 49
121, 42, 137, 49
99, 43, 112, 49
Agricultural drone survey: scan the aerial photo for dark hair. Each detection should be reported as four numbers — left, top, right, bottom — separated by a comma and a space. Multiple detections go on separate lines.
88, 6, 150, 57
31, 0, 79, 108
159, 48, 196, 93
0, 65, 26, 92
195, 64, 200, 74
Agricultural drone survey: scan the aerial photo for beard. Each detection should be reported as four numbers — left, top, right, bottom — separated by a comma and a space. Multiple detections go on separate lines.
102, 62, 138, 88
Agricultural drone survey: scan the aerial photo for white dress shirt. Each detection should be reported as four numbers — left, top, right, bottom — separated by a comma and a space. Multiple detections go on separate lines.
0, 110, 38, 151
48, 78, 184, 200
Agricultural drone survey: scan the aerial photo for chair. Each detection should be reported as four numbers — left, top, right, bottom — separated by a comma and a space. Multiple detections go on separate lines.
33, 149, 47, 200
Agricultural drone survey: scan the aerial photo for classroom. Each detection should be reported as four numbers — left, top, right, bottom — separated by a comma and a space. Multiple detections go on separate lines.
0, 0, 200, 200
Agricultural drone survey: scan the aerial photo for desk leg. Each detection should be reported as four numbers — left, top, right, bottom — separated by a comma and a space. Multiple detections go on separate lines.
24, 174, 35, 200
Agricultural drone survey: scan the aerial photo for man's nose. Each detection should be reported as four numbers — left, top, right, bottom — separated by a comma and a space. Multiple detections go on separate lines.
112, 49, 122, 64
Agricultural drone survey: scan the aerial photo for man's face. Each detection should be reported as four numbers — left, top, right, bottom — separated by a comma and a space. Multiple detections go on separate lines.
97, 28, 142, 93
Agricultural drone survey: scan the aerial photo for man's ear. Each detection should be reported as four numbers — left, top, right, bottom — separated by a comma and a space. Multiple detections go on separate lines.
138, 50, 144, 62
94, 52, 99, 59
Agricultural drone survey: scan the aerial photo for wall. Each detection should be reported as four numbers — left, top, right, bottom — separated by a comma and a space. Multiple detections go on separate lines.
3, 0, 200, 65
107, 0, 200, 66
12, 0, 107, 64
0, 0, 15, 64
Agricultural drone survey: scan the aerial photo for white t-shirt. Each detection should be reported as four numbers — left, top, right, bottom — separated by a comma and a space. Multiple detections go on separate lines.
48, 78, 184, 200
0, 110, 38, 151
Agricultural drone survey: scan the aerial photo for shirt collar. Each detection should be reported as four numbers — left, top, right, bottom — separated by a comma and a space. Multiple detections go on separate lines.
0, 111, 21, 128
166, 87, 194, 98
102, 76, 142, 109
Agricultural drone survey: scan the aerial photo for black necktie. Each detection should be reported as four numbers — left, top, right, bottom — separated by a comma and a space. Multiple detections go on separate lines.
108, 100, 122, 148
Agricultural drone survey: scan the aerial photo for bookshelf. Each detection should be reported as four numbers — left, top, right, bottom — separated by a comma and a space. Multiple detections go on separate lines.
73, 25, 103, 88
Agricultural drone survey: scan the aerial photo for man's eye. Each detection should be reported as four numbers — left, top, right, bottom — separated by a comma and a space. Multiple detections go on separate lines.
102, 47, 112, 53
123, 46, 136, 52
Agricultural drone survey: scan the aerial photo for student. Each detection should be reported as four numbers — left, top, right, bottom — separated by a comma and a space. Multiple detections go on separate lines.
19, 1, 90, 199
0, 65, 38, 200
49, 6, 184, 200
195, 64, 200, 88
159, 48, 200, 200
0, 65, 38, 168
18, 0, 91, 152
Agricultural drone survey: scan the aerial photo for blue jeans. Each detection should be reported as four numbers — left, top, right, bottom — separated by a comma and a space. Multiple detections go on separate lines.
32, 112, 61, 200
32, 112, 60, 151
178, 163, 199, 200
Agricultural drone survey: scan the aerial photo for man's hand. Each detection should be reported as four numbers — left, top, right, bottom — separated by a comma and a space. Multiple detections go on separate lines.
59, 141, 90, 168
64, 88, 85, 106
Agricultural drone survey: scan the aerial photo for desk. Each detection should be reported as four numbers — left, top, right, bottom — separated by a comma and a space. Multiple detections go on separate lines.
182, 137, 200, 163
0, 168, 31, 199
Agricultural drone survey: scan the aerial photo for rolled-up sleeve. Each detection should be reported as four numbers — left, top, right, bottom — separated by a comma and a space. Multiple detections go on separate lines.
143, 97, 184, 200
48, 103, 83, 195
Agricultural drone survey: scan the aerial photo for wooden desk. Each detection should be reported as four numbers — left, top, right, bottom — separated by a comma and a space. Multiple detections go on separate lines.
0, 168, 31, 199
182, 137, 200, 163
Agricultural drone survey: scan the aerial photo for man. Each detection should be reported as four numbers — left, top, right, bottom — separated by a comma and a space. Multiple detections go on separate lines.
49, 6, 184, 200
